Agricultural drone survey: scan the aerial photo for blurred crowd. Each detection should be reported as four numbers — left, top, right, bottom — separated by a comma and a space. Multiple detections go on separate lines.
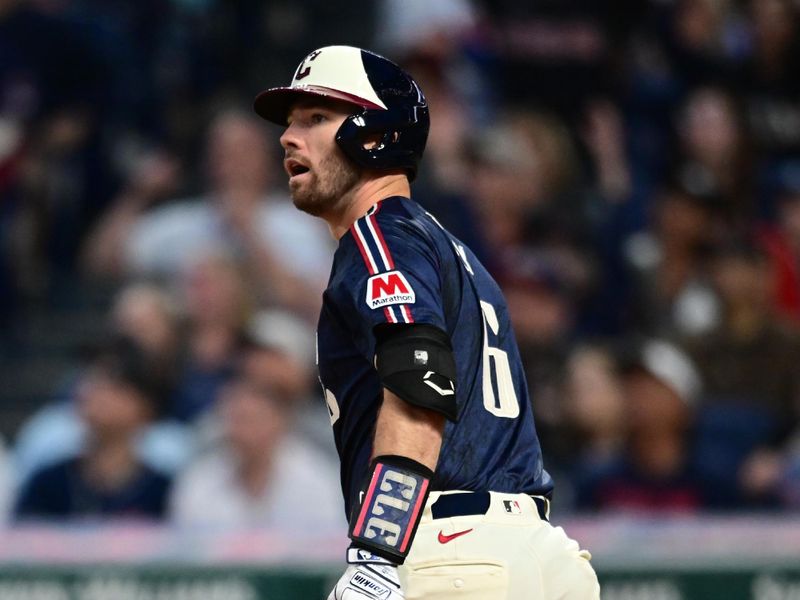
2, 0, 800, 525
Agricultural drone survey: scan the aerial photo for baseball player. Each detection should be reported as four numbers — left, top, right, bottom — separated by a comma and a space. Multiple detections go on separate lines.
254, 45, 600, 599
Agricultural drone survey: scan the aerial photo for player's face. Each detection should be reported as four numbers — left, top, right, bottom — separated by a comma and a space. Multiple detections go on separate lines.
280, 99, 361, 216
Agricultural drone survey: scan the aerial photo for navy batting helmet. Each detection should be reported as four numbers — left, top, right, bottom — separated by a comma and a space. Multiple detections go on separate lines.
253, 46, 429, 181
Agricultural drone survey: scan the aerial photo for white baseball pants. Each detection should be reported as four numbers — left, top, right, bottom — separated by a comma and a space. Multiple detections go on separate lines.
398, 491, 600, 599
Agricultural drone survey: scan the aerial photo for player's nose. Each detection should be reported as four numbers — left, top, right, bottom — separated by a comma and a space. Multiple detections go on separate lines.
280, 124, 301, 151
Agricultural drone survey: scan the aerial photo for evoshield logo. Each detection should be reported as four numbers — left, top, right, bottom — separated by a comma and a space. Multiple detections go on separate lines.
366, 270, 416, 309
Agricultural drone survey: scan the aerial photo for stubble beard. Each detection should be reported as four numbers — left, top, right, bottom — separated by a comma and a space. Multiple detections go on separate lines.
289, 150, 361, 217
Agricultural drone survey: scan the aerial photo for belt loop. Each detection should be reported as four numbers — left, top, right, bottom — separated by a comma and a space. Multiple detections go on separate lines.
531, 495, 550, 522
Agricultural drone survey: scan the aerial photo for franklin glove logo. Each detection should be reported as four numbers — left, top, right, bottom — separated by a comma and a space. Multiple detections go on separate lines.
366, 271, 416, 309
349, 571, 391, 598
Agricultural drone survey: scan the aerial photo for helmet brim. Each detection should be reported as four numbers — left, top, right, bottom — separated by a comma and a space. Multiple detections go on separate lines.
253, 86, 385, 125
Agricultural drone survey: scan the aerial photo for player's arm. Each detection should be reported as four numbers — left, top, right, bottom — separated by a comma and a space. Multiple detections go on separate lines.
372, 389, 444, 471
330, 395, 443, 600
330, 324, 455, 600
330, 216, 455, 598
347, 323, 456, 563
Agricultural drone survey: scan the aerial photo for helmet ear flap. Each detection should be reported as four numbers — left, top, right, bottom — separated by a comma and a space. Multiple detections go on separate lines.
362, 130, 399, 152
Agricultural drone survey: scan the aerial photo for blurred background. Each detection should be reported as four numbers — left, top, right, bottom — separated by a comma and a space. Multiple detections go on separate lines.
1, 0, 800, 597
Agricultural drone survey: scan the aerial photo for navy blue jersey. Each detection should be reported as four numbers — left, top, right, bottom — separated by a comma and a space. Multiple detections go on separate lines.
317, 196, 553, 516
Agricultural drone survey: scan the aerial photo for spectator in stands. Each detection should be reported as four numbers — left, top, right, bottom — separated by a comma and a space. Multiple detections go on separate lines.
582, 99, 633, 205
170, 252, 252, 423
671, 86, 755, 225
169, 376, 342, 529
497, 252, 587, 475
14, 338, 171, 521
109, 282, 195, 473
758, 181, 800, 324
110, 282, 182, 382
82, 109, 333, 318
684, 237, 800, 507
739, 0, 800, 168
240, 308, 333, 453
374, 0, 477, 61
575, 339, 708, 513
13, 282, 193, 485
0, 0, 115, 315
241, 309, 316, 406
623, 183, 722, 336
561, 346, 626, 507
659, 0, 746, 87
465, 110, 590, 276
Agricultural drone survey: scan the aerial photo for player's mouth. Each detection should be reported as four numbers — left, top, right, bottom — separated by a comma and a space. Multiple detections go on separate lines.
285, 158, 311, 180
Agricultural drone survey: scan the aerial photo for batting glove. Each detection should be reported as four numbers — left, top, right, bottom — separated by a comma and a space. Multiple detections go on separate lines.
327, 547, 405, 600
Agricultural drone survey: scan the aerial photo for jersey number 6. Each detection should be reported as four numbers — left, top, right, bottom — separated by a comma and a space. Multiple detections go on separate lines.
480, 301, 520, 418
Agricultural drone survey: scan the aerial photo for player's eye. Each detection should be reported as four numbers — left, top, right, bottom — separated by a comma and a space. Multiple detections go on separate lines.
310, 113, 327, 124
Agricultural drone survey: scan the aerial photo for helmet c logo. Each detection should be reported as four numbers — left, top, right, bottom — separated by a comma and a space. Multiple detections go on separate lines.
295, 49, 322, 81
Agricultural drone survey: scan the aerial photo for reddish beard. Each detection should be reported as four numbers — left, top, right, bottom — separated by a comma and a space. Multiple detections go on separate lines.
290, 149, 361, 217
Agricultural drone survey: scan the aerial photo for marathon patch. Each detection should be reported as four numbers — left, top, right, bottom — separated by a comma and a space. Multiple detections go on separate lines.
366, 270, 416, 309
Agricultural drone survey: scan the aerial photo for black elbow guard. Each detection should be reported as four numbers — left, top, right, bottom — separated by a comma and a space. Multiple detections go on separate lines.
374, 324, 458, 421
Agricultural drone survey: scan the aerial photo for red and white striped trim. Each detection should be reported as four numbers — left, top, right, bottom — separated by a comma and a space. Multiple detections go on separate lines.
350, 204, 414, 324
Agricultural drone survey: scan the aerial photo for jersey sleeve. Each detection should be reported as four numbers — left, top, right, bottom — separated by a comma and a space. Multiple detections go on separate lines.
340, 205, 447, 359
